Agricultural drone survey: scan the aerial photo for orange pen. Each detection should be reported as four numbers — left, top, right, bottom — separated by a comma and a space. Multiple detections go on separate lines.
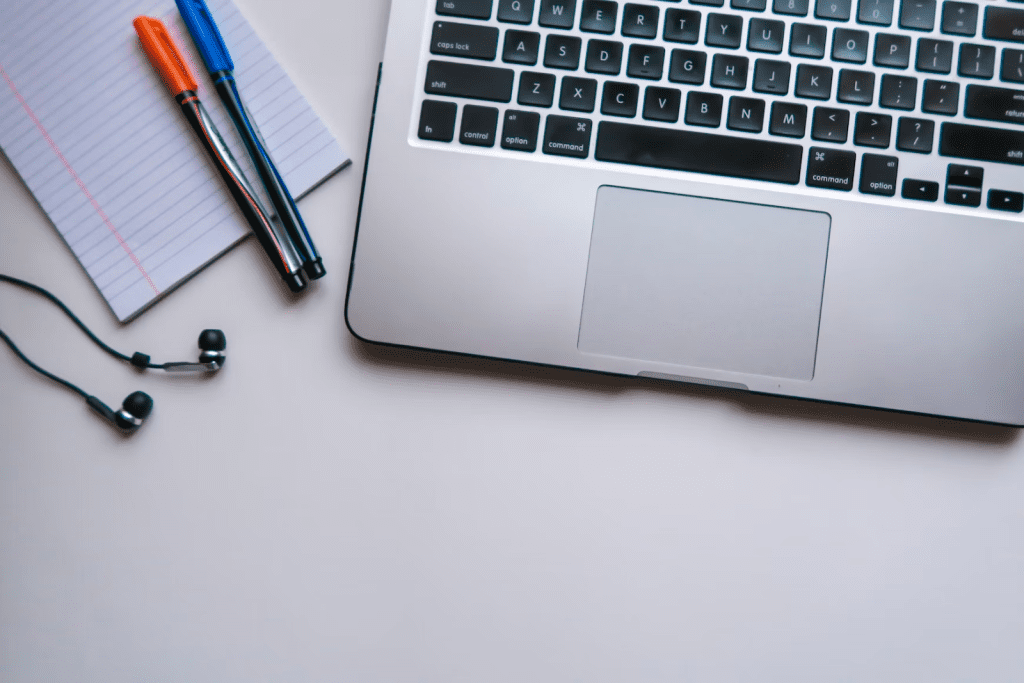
133, 16, 306, 293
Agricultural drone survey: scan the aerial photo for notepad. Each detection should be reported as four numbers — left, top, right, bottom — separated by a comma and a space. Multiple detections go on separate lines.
0, 0, 349, 321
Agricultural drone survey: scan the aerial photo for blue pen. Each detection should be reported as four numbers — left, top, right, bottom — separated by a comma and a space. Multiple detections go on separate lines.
175, 0, 326, 280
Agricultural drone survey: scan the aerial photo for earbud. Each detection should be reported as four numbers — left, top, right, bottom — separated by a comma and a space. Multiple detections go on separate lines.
1, 274, 225, 435
86, 391, 154, 432
198, 329, 227, 370
158, 329, 227, 373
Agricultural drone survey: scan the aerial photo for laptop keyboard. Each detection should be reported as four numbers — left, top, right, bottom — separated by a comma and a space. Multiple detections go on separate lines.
415, 0, 1024, 213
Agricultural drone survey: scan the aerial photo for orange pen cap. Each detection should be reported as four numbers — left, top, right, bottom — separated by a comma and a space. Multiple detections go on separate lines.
133, 16, 198, 96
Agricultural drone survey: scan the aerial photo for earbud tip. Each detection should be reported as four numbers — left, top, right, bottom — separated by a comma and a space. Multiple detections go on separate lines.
123, 391, 154, 419
198, 329, 226, 352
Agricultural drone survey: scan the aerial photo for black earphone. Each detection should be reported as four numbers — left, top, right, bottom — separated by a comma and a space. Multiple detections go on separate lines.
0, 274, 226, 433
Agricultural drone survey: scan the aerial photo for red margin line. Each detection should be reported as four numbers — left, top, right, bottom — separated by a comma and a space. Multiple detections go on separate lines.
1, 63, 160, 296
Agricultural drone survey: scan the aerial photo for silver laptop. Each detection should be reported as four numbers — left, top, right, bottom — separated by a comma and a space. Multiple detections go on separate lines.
346, 0, 1024, 425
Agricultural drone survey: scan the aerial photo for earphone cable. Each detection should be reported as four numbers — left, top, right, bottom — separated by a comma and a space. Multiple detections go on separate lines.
0, 326, 89, 399
0, 273, 156, 367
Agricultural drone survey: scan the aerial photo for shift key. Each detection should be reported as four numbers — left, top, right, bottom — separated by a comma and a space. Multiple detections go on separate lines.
425, 60, 514, 102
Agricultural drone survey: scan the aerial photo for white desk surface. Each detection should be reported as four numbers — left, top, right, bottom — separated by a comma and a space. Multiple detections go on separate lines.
2, 1, 1023, 681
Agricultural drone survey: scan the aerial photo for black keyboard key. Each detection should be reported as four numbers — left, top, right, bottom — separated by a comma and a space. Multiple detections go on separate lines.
664, 9, 702, 43
727, 96, 766, 131
815, 0, 852, 21
853, 111, 892, 146
643, 86, 683, 121
460, 104, 500, 146
539, 0, 577, 28
431, 22, 500, 61
754, 59, 792, 93
807, 146, 856, 190
544, 35, 583, 69
947, 163, 984, 187
945, 186, 982, 206
580, 0, 618, 32
498, 0, 536, 23
623, 4, 660, 38
773, 0, 809, 16
833, 29, 870, 64
518, 71, 557, 106
1003, 49, 1024, 83
965, 85, 1024, 125
711, 54, 749, 89
812, 106, 851, 142
900, 0, 936, 30
692, 0, 725, 6
922, 79, 960, 115
874, 34, 911, 69
983, 7, 1024, 44
858, 0, 894, 26
748, 19, 786, 53
596, 121, 804, 183
503, 30, 541, 64
437, 0, 493, 19
989, 189, 1024, 212
418, 100, 458, 141
560, 76, 599, 111
628, 45, 666, 79
790, 24, 827, 59
542, 114, 592, 156
917, 39, 954, 74
501, 109, 541, 150
770, 102, 808, 136
879, 74, 918, 110
669, 49, 708, 84
897, 116, 935, 152
838, 69, 875, 104
706, 14, 744, 48
958, 44, 996, 79
941, 2, 978, 36
602, 81, 640, 116
902, 179, 940, 201
586, 40, 624, 74
733, 0, 768, 11
685, 91, 725, 125
859, 153, 898, 195
796, 64, 833, 99
426, 60, 515, 102
945, 164, 983, 207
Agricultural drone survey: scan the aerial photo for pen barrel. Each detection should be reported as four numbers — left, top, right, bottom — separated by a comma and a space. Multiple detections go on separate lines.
176, 92, 307, 292
214, 75, 325, 280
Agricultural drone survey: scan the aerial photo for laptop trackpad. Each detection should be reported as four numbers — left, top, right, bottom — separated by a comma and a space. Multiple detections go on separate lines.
578, 187, 831, 381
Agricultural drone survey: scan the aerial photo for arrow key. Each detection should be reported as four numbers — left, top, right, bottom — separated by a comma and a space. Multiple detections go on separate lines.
902, 179, 940, 202
988, 189, 1024, 212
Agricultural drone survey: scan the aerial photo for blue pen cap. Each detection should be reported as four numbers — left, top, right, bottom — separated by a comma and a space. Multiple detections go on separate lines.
175, 0, 234, 74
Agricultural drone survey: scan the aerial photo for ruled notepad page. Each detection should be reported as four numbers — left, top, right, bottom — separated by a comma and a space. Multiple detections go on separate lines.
0, 0, 348, 321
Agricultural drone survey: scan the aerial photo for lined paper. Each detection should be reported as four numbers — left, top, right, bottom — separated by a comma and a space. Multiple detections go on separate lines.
0, 0, 348, 321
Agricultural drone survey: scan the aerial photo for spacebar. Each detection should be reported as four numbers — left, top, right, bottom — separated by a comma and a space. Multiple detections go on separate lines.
595, 122, 804, 185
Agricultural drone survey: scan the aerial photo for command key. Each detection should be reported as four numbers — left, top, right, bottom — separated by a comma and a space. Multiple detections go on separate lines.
543, 115, 592, 158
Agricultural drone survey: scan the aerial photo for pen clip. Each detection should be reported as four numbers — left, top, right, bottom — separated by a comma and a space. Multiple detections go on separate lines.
175, 0, 234, 75
133, 16, 199, 96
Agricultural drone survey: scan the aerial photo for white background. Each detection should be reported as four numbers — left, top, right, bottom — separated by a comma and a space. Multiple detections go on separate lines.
2, 1, 1023, 681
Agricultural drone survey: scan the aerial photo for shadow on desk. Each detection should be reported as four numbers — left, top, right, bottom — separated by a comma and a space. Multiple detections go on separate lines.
347, 337, 1018, 448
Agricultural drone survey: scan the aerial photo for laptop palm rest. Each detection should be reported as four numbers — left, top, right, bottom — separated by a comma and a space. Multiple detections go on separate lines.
578, 187, 831, 381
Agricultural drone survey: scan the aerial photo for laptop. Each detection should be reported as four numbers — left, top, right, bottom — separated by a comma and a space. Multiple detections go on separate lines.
346, 0, 1024, 425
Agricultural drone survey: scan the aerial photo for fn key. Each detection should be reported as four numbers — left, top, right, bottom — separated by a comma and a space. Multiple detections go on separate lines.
419, 100, 457, 142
